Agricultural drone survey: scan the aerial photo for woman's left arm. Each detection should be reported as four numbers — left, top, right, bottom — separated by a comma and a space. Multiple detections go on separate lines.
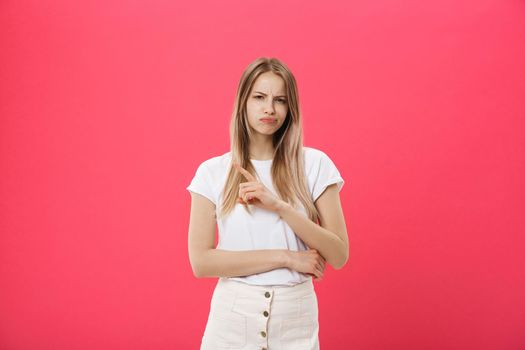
234, 163, 348, 269
276, 184, 349, 269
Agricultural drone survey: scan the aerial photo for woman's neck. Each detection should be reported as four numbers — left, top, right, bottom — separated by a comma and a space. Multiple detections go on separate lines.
249, 135, 274, 160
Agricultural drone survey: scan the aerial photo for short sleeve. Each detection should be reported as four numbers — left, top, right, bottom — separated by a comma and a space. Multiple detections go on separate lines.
186, 162, 217, 205
311, 152, 345, 202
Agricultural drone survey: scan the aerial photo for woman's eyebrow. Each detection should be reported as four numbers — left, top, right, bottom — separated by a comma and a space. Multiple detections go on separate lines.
253, 91, 287, 98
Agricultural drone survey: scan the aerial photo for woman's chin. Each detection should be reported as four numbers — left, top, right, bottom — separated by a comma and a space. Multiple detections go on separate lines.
254, 128, 277, 136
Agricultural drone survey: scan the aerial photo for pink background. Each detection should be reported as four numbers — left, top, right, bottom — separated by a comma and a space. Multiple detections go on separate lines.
1, 0, 524, 349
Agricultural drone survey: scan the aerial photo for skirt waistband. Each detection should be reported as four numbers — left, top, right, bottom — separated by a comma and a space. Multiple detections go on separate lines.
217, 277, 314, 299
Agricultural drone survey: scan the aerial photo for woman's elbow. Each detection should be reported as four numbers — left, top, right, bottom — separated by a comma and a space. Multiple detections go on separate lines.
190, 261, 202, 278
189, 255, 208, 278
331, 255, 348, 270
331, 245, 349, 270
191, 265, 205, 278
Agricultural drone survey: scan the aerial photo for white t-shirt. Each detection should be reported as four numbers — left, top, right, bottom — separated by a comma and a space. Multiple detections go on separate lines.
186, 146, 345, 286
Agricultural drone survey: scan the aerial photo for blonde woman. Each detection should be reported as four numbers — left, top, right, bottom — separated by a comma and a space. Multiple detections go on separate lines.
186, 57, 348, 350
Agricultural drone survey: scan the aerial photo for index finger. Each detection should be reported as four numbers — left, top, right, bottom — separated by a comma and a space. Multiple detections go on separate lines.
233, 162, 258, 182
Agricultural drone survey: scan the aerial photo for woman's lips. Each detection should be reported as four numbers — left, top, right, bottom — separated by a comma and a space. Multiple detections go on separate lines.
260, 118, 277, 124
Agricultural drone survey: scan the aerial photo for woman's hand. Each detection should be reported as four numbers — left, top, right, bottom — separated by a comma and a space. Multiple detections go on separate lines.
286, 249, 326, 280
233, 162, 286, 212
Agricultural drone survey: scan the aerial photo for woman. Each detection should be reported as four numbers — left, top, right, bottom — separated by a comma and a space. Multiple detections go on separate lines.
186, 57, 349, 350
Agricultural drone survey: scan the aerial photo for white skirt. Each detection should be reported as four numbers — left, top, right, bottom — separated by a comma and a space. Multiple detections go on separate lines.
200, 277, 319, 350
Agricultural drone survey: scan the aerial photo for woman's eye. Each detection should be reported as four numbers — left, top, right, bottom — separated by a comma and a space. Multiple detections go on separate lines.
253, 95, 286, 103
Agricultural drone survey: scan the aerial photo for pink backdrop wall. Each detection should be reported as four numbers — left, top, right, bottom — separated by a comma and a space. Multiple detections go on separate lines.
1, 0, 524, 349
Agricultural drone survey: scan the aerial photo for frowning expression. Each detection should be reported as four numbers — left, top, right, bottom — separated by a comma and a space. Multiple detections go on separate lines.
246, 71, 288, 136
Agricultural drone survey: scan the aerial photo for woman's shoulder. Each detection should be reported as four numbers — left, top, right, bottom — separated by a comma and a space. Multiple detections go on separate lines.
197, 151, 232, 173
303, 146, 331, 163
303, 146, 342, 175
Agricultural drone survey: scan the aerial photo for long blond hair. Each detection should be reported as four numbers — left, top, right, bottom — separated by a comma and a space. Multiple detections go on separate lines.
218, 57, 320, 223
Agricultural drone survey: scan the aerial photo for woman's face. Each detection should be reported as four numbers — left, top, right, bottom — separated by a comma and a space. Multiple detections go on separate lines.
246, 71, 288, 137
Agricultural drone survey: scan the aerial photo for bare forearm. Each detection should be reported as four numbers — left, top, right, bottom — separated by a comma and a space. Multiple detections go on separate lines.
277, 202, 348, 269
191, 249, 290, 278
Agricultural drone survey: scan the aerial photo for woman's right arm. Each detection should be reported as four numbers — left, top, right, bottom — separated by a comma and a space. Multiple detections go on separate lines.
188, 192, 325, 279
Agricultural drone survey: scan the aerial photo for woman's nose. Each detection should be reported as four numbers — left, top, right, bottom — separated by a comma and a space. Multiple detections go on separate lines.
264, 101, 275, 114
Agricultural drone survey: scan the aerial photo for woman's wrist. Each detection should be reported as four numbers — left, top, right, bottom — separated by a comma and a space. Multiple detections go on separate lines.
276, 200, 292, 217
282, 250, 295, 269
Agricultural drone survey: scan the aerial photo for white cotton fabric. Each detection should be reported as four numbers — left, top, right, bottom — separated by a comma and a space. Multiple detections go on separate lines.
186, 146, 345, 286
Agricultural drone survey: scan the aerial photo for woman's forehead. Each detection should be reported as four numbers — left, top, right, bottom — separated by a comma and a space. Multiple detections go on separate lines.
252, 73, 286, 95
